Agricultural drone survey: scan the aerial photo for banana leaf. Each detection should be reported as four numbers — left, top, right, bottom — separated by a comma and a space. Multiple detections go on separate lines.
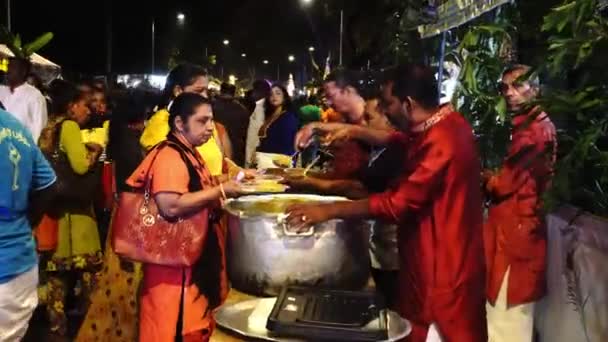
0, 26, 53, 60
23, 32, 53, 57
0, 25, 26, 59
14, 34, 21, 49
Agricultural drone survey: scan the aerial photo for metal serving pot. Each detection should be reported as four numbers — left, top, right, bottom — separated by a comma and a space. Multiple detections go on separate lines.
224, 194, 372, 296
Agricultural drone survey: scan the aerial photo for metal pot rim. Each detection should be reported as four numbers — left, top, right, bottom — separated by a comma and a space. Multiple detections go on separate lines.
223, 194, 349, 218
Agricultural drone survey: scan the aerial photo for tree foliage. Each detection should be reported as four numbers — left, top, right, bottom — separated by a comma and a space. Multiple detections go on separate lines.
540, 0, 608, 214
447, 17, 513, 169
319, 0, 430, 67
445, 0, 608, 215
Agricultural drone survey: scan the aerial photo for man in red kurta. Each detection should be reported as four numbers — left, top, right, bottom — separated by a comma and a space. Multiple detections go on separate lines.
483, 65, 557, 342
288, 64, 487, 342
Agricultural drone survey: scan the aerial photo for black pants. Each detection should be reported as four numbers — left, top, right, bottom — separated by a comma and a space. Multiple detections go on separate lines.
371, 268, 399, 310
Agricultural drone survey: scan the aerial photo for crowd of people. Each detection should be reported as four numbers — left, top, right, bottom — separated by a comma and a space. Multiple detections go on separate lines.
0, 56, 339, 342
0, 53, 555, 342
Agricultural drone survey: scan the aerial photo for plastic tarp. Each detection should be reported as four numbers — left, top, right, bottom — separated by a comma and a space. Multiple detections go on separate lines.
536, 206, 608, 342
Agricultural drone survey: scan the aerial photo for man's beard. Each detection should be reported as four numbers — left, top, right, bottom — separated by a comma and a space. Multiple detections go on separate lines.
387, 113, 409, 132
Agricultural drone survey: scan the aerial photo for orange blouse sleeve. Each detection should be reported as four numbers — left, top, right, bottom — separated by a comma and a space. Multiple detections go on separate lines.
150, 148, 190, 195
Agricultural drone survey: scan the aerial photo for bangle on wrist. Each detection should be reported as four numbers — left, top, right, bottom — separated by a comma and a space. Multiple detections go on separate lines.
219, 183, 227, 200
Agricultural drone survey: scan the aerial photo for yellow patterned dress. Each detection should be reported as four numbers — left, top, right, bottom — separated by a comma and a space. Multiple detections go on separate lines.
75, 215, 143, 342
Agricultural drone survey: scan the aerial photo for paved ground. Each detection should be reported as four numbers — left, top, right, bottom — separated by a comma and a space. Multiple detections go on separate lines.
22, 290, 253, 342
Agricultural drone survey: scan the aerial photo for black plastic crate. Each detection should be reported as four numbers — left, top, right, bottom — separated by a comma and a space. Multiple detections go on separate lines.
267, 286, 389, 341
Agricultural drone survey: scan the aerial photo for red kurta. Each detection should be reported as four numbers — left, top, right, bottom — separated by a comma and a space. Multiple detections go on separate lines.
485, 109, 557, 306
369, 110, 487, 342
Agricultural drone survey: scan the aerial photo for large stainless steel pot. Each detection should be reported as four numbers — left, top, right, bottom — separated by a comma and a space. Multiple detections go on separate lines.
224, 194, 371, 296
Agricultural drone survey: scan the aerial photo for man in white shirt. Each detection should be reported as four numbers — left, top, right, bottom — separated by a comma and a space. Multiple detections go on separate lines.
0, 58, 48, 142
245, 80, 271, 167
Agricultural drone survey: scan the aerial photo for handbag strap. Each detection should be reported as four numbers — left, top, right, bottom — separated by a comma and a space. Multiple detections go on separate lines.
165, 135, 203, 192
142, 137, 204, 195
51, 119, 67, 158
134, 143, 169, 200
112, 162, 118, 202
164, 134, 223, 311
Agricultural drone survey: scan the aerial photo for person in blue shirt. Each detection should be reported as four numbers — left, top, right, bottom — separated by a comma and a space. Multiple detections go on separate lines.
0, 108, 56, 341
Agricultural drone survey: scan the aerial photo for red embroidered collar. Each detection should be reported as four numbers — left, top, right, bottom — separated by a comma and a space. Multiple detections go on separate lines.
411, 104, 454, 133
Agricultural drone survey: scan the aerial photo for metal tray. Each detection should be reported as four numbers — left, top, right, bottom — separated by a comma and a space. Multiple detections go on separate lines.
215, 298, 411, 342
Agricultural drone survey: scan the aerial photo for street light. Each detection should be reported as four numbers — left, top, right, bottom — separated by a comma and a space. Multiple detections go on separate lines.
263, 60, 269, 65
301, 0, 313, 6
6, 0, 11, 31
288, 55, 295, 62
241, 53, 247, 57
308, 46, 315, 52
152, 12, 186, 73
223, 39, 230, 46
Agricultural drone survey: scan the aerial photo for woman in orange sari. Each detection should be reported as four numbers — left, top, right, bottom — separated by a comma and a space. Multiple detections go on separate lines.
126, 93, 243, 341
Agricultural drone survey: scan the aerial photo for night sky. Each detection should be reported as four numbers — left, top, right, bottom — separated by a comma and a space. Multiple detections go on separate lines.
7, 0, 338, 80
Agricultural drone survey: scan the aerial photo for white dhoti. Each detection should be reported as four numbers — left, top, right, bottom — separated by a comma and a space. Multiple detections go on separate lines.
425, 323, 444, 342
0, 265, 39, 342
486, 267, 536, 342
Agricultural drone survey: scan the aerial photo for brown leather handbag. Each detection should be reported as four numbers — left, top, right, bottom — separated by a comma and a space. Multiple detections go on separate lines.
111, 142, 209, 266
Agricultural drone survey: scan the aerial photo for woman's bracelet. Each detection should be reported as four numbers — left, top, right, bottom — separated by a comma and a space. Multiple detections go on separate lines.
219, 182, 227, 200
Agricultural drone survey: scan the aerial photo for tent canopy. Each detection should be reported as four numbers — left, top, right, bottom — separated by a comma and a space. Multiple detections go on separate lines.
0, 44, 60, 69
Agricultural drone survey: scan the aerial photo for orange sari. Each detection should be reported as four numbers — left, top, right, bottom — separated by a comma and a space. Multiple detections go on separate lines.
126, 134, 229, 342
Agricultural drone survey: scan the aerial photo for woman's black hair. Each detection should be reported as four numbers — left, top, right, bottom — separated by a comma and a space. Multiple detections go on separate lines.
111, 90, 153, 124
47, 79, 87, 116
263, 83, 293, 119
168, 92, 211, 131
107, 91, 152, 162
159, 63, 209, 109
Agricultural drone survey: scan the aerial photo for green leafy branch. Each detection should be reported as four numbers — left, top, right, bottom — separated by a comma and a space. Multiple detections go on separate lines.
0, 26, 53, 60
543, 0, 608, 71
539, 0, 608, 216
447, 18, 514, 169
